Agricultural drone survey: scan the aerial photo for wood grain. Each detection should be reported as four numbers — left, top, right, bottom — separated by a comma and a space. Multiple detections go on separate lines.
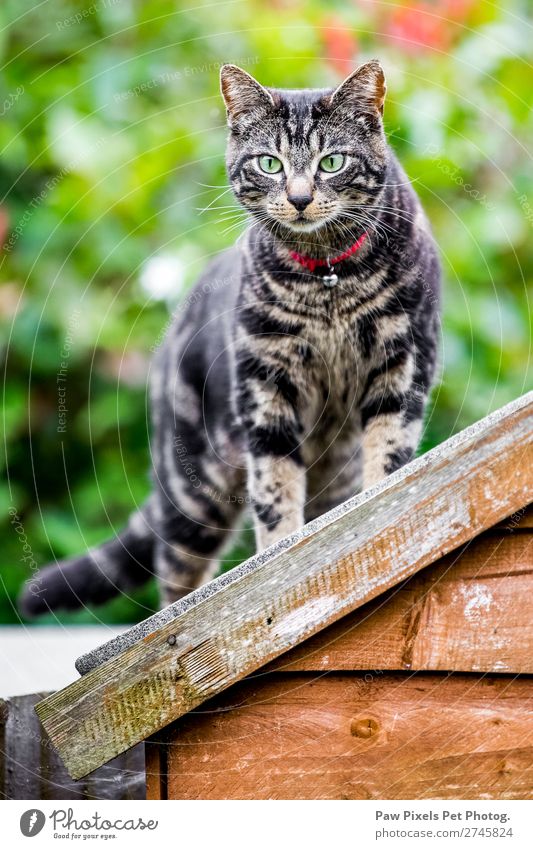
494, 504, 533, 530
36, 393, 533, 779
144, 742, 164, 802
146, 673, 533, 800
266, 531, 533, 674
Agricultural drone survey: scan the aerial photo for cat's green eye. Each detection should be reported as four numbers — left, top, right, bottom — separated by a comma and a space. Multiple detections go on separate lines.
258, 155, 283, 174
319, 153, 345, 173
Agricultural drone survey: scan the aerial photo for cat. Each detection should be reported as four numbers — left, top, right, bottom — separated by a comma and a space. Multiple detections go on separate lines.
20, 60, 440, 615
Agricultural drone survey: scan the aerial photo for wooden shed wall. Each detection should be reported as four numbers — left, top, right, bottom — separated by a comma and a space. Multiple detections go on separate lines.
146, 508, 533, 800
147, 673, 533, 801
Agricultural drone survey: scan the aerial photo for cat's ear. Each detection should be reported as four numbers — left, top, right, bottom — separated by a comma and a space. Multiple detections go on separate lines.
220, 64, 275, 127
329, 60, 386, 117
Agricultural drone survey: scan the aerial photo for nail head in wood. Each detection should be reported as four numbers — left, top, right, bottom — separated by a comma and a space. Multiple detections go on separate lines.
350, 717, 380, 739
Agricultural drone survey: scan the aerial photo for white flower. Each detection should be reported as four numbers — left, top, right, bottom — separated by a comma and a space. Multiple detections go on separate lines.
140, 253, 185, 300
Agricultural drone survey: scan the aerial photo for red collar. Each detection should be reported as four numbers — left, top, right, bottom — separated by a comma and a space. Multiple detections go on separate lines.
289, 232, 367, 273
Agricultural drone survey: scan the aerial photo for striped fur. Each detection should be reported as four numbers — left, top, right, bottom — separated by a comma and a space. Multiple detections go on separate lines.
20, 61, 440, 614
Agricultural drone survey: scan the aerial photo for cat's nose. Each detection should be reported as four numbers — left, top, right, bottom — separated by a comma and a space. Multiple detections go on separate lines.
287, 193, 313, 212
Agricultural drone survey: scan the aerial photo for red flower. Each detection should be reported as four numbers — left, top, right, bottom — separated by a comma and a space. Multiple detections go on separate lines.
384, 0, 474, 54
321, 17, 358, 76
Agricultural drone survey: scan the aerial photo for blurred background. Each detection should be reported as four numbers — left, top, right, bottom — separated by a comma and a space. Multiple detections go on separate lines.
1, 0, 531, 626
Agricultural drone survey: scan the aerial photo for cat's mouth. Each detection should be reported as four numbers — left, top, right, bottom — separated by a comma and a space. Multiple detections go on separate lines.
279, 216, 329, 233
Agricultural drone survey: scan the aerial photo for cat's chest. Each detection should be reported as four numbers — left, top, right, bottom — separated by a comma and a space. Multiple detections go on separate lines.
270, 265, 382, 337
250, 266, 384, 405
296, 314, 368, 431
263, 275, 370, 397
296, 287, 366, 371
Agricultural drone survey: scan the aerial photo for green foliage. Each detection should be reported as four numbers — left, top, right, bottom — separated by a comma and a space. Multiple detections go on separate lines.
1, 0, 531, 624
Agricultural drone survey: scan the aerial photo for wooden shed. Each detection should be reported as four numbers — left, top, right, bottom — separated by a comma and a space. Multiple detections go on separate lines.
35, 392, 533, 799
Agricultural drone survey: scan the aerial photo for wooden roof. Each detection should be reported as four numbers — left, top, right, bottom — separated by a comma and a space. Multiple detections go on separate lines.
36, 392, 533, 779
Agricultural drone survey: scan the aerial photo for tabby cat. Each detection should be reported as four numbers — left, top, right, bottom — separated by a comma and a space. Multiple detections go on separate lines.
20, 60, 440, 615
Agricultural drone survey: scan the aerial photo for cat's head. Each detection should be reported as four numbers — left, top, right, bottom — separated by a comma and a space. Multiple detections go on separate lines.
220, 61, 388, 236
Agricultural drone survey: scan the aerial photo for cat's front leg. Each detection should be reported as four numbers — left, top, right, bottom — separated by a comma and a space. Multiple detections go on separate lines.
247, 452, 306, 551
237, 354, 306, 551
360, 352, 427, 490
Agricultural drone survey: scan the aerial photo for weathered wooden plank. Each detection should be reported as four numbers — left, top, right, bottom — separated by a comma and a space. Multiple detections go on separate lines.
145, 742, 166, 802
0, 693, 145, 799
494, 504, 533, 530
267, 531, 533, 673
36, 392, 533, 779
146, 673, 533, 800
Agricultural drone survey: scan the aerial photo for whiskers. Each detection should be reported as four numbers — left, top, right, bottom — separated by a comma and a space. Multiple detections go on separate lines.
333, 210, 387, 249
195, 186, 284, 244
194, 182, 415, 258
219, 211, 250, 236
358, 203, 417, 225
192, 180, 249, 237
218, 209, 285, 248
336, 201, 417, 247
196, 185, 234, 216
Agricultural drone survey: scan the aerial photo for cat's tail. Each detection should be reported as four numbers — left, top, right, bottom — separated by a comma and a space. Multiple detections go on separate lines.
18, 501, 155, 618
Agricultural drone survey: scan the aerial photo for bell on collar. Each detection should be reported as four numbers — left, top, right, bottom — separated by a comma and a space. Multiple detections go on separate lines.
322, 264, 338, 288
